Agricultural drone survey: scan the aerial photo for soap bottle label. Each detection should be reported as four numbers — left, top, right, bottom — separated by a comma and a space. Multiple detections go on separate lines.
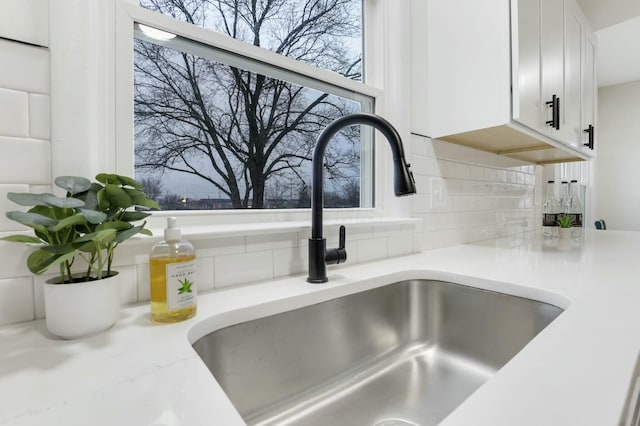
165, 260, 197, 311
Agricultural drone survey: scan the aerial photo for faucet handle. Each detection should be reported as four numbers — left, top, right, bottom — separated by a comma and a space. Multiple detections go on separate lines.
325, 225, 347, 265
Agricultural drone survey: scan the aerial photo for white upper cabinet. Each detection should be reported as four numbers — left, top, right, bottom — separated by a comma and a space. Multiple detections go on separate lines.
582, 32, 598, 152
561, 0, 585, 147
514, 0, 542, 132
412, 0, 597, 163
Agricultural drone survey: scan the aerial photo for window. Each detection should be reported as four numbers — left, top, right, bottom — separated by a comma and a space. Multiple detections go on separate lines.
132, 0, 373, 211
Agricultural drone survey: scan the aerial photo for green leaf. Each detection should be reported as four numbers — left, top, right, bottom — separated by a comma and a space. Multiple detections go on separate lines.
54, 176, 92, 195
0, 235, 42, 244
40, 244, 77, 255
115, 175, 143, 189
121, 211, 151, 222
96, 173, 143, 189
123, 188, 160, 209
114, 223, 146, 243
41, 194, 85, 209
138, 228, 153, 237
28, 205, 58, 219
27, 249, 56, 274
26, 249, 77, 275
7, 192, 52, 207
97, 221, 131, 231
95, 173, 119, 185
76, 228, 116, 246
7, 192, 85, 209
52, 214, 87, 232
6, 211, 58, 228
97, 188, 110, 211
73, 183, 102, 210
104, 184, 132, 208
34, 225, 50, 242
78, 208, 107, 224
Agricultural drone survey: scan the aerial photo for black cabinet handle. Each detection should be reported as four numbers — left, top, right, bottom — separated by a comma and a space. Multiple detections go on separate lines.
545, 95, 560, 130
583, 124, 594, 149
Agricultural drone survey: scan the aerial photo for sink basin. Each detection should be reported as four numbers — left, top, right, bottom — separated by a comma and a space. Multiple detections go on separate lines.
192, 279, 563, 425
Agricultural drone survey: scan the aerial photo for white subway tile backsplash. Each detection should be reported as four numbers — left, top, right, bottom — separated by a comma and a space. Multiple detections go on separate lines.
136, 264, 150, 302
33, 274, 47, 319
192, 236, 245, 257
387, 234, 414, 257
0, 0, 49, 47
273, 246, 306, 277
246, 232, 298, 252
355, 237, 388, 263
0, 137, 50, 184
0, 277, 34, 324
0, 88, 29, 137
28, 93, 50, 139
0, 242, 33, 279
118, 266, 138, 305
215, 251, 274, 288
0, 39, 49, 94
197, 257, 215, 292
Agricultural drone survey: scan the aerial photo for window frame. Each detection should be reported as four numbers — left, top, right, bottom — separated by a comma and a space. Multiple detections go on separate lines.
112, 0, 391, 227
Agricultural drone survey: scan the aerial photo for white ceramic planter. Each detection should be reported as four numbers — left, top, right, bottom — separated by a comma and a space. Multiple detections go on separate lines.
44, 272, 120, 339
559, 227, 572, 240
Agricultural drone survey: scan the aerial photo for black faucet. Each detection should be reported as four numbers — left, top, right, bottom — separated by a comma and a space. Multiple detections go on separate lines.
307, 113, 417, 283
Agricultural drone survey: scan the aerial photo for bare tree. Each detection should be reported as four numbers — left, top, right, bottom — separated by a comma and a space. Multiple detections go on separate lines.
134, 0, 363, 209
339, 177, 360, 207
139, 176, 163, 201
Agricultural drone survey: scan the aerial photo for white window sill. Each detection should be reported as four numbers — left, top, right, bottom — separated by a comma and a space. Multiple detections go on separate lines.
134, 217, 421, 243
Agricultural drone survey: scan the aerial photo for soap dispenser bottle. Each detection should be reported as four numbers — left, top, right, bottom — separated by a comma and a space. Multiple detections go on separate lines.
149, 217, 197, 323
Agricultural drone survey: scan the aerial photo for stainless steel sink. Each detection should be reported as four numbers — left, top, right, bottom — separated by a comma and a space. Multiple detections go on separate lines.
192, 279, 563, 425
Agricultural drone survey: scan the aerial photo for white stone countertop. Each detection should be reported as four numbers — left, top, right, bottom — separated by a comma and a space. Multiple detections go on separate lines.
1, 230, 639, 426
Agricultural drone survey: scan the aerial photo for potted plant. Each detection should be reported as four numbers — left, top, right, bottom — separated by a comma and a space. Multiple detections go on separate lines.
1, 173, 160, 338
557, 214, 574, 239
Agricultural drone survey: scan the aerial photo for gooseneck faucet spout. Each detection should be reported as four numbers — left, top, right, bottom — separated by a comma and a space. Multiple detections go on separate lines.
307, 113, 417, 283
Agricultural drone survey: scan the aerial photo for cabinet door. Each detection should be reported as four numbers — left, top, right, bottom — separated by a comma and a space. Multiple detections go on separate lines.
583, 32, 597, 153
513, 0, 542, 130
540, 0, 564, 135
561, 0, 585, 147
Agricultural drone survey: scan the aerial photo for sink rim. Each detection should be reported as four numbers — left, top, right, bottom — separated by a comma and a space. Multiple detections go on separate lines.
187, 269, 571, 346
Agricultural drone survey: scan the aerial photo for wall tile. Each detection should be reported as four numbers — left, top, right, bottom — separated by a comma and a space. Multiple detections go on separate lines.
273, 246, 306, 278
0, 277, 34, 325
192, 236, 245, 257
0, 39, 49, 94
137, 263, 150, 302
355, 237, 388, 263
388, 234, 414, 257
0, 0, 49, 47
197, 256, 215, 292
246, 232, 298, 252
0, 137, 50, 184
0, 242, 33, 279
215, 251, 274, 288
28, 93, 50, 139
0, 88, 29, 137
33, 274, 47, 319
118, 266, 138, 305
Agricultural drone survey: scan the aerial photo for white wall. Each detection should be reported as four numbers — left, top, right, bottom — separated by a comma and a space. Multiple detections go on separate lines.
593, 81, 640, 231
0, 1, 541, 327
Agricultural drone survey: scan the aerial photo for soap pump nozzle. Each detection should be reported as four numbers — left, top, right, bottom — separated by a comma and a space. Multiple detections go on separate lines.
164, 217, 181, 242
